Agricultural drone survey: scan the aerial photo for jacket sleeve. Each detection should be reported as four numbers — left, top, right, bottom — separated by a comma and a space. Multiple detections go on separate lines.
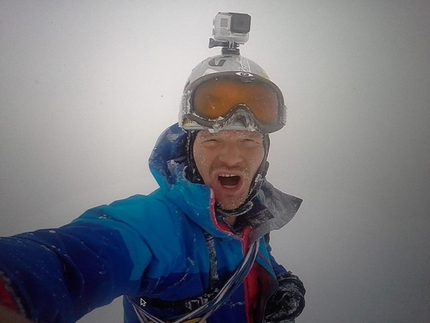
0, 200, 154, 323
264, 233, 288, 277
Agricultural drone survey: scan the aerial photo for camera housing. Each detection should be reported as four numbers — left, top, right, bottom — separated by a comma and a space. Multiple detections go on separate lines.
210, 12, 251, 53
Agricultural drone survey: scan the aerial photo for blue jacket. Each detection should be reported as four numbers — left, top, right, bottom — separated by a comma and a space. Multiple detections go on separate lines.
0, 124, 302, 323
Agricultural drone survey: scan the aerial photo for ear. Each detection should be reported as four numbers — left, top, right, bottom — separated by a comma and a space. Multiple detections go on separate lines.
185, 131, 204, 184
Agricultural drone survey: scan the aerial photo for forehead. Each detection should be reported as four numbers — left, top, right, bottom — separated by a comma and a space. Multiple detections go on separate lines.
196, 130, 263, 140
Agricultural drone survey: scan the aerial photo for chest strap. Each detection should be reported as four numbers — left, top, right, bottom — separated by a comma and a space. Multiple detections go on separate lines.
127, 238, 260, 323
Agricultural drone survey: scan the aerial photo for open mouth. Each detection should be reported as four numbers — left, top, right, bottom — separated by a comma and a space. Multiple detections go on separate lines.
218, 174, 241, 188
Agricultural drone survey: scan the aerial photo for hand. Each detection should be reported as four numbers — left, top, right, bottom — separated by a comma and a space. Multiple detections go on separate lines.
264, 272, 306, 323
0, 305, 34, 323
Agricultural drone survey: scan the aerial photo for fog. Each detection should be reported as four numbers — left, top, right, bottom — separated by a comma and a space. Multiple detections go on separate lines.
1, 1, 429, 322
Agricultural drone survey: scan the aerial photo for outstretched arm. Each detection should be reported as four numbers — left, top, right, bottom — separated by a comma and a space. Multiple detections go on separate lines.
0, 199, 156, 323
0, 305, 33, 323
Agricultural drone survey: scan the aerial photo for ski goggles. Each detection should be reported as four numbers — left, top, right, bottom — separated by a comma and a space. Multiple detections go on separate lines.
180, 72, 286, 133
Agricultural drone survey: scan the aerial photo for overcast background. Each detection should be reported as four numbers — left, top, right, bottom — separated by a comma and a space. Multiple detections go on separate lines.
1, 1, 429, 322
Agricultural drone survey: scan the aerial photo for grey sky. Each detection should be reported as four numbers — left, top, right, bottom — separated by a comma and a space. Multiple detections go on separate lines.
1, 1, 429, 322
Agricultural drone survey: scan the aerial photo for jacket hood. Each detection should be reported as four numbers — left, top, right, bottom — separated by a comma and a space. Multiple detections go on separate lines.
149, 123, 189, 191
148, 123, 302, 238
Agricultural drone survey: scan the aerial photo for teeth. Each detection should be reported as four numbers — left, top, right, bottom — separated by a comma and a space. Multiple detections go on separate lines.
219, 174, 236, 177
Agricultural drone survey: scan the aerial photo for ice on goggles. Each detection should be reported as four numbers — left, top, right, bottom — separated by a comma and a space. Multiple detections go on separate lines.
180, 72, 286, 133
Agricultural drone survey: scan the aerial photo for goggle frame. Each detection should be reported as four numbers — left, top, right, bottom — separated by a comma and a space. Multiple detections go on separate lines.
180, 72, 286, 133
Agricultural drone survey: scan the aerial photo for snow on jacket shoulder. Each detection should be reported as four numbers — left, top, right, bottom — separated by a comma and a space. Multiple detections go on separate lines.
0, 123, 302, 323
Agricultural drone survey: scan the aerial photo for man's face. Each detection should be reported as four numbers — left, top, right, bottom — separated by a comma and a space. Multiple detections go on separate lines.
193, 130, 265, 210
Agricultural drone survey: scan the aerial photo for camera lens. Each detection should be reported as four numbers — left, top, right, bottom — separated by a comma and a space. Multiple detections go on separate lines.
230, 14, 251, 33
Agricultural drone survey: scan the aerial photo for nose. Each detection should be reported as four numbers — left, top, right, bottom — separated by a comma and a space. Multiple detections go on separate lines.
218, 142, 243, 166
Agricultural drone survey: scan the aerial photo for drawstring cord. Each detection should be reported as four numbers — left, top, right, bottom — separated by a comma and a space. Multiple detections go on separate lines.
126, 239, 259, 323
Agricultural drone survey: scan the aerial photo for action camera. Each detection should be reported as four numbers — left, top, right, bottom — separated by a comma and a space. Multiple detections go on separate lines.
211, 12, 251, 49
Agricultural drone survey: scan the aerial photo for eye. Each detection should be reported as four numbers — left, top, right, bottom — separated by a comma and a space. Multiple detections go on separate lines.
201, 137, 219, 146
244, 135, 263, 143
201, 135, 217, 142
239, 139, 258, 148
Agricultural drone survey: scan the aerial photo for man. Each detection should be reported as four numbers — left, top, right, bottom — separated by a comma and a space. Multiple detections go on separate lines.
0, 18, 305, 323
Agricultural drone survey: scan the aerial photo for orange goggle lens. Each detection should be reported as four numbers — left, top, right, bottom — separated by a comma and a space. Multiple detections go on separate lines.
192, 78, 281, 126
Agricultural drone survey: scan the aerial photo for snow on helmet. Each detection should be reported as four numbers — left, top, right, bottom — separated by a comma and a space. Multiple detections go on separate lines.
179, 53, 286, 134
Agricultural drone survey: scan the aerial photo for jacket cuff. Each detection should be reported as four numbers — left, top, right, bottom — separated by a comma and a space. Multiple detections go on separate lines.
0, 271, 25, 316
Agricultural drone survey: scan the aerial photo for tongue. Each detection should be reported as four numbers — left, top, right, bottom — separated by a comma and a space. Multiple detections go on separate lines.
219, 176, 240, 187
